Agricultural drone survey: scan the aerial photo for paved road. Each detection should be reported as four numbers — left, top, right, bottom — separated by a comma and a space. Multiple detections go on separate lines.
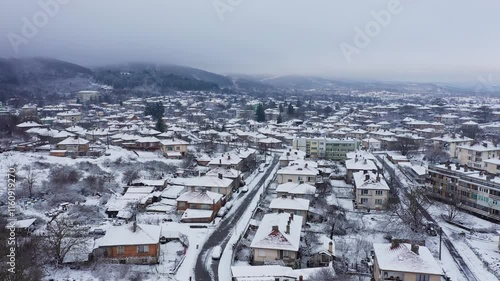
376, 156, 480, 281
193, 156, 279, 281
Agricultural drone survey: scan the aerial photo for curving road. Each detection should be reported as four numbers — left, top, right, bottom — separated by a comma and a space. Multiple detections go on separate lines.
193, 156, 279, 281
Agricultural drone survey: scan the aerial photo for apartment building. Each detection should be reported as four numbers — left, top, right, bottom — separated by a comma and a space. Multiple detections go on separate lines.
292, 137, 359, 160
456, 141, 500, 169
431, 134, 473, 158
353, 171, 390, 210
427, 164, 500, 222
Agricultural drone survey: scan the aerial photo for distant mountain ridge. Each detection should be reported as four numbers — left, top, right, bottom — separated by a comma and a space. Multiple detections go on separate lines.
0, 57, 93, 84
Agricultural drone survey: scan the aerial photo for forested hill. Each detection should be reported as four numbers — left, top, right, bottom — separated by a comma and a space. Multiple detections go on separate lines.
92, 69, 221, 91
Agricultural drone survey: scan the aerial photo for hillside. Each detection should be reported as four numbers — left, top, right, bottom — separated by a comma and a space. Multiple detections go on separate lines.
0, 57, 93, 85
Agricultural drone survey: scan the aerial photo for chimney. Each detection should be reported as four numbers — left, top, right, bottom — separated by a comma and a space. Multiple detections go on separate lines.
290, 213, 294, 221
285, 223, 290, 234
291, 194, 295, 200
132, 221, 137, 233
287, 152, 290, 156
464, 165, 469, 172
328, 241, 333, 253
447, 165, 451, 170
305, 163, 308, 168
272, 225, 279, 232
228, 155, 231, 160
391, 239, 400, 249
219, 159, 222, 164
455, 163, 460, 170
299, 275, 303, 281
376, 173, 380, 182
411, 244, 420, 255
365, 174, 370, 181
218, 173, 223, 179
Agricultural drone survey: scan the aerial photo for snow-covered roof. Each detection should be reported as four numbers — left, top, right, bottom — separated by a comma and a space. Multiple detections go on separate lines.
250, 212, 302, 252
57, 136, 89, 145
431, 134, 472, 143
269, 197, 310, 211
276, 182, 316, 195
345, 157, 377, 171
373, 243, 443, 275
231, 265, 297, 279
277, 164, 319, 176
160, 138, 189, 146
170, 176, 233, 188
353, 171, 389, 190
181, 209, 214, 220
96, 224, 161, 247
176, 190, 223, 204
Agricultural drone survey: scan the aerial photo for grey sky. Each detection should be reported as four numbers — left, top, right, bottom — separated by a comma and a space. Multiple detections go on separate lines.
1, 0, 499, 83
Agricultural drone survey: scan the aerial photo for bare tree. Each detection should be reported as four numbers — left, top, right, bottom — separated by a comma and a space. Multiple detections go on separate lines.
23, 165, 39, 198
44, 217, 87, 266
123, 169, 140, 185
444, 202, 462, 222
390, 188, 430, 232
308, 267, 339, 281
392, 137, 420, 156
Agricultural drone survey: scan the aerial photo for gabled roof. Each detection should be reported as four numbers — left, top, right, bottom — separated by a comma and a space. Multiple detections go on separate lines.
270, 197, 310, 211
353, 171, 389, 190
250, 213, 302, 251
96, 224, 161, 247
276, 182, 316, 195
58, 136, 89, 145
176, 190, 223, 204
373, 243, 443, 275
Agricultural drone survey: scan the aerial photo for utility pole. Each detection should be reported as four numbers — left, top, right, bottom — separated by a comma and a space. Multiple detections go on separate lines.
439, 226, 442, 260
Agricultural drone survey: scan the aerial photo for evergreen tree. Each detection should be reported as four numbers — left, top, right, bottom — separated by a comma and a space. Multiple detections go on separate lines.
277, 114, 283, 124
279, 104, 284, 113
155, 118, 165, 132
296, 100, 302, 107
256, 103, 266, 122
287, 104, 295, 116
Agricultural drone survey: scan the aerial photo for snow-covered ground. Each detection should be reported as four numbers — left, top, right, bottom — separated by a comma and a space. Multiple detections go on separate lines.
218, 160, 280, 281
429, 203, 500, 280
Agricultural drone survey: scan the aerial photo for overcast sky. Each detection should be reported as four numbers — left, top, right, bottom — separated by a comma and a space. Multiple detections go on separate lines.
1, 0, 499, 83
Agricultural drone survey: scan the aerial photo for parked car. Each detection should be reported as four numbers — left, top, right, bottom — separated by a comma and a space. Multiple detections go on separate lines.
217, 207, 228, 218
241, 187, 249, 193
90, 228, 106, 236
211, 246, 222, 260
225, 201, 233, 210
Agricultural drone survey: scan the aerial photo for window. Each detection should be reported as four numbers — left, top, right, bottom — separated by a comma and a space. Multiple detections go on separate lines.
137, 245, 149, 253
282, 250, 290, 257
258, 250, 266, 257
361, 190, 369, 195
416, 274, 430, 281
375, 190, 383, 196
375, 199, 383, 205
117, 246, 124, 255
360, 198, 368, 204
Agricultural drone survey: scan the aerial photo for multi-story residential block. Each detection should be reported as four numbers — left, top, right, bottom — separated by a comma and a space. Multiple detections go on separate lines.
276, 162, 319, 184
353, 170, 390, 210
250, 212, 302, 268
431, 134, 472, 158
427, 164, 500, 222
292, 137, 359, 160
456, 141, 500, 169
